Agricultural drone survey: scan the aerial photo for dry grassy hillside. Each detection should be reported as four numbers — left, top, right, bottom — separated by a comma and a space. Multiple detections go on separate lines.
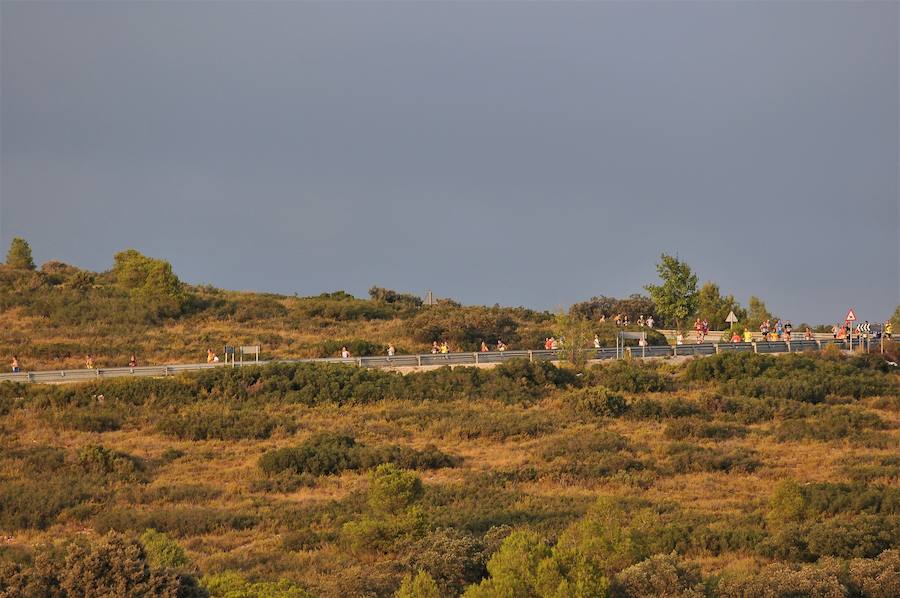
1, 351, 898, 597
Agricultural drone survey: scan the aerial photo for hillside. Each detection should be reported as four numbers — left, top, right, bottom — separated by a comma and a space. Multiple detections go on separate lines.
1, 351, 898, 597
0, 250, 668, 371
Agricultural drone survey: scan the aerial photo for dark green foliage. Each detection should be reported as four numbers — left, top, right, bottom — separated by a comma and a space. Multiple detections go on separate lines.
76, 445, 145, 483
589, 360, 672, 393
50, 406, 123, 432
258, 432, 457, 477
405, 305, 521, 350
774, 407, 884, 442
0, 532, 207, 598
566, 386, 628, 417
368, 286, 423, 308
611, 553, 704, 598
663, 443, 760, 474
569, 294, 657, 324
156, 403, 284, 440
318, 339, 384, 357
0, 479, 94, 530
684, 352, 898, 400
407, 528, 487, 596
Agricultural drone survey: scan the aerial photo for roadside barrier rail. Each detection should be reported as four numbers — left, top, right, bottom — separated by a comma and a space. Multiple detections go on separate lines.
0, 338, 861, 385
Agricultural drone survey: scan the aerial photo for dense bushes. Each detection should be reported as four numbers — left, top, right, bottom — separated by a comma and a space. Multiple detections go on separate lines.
258, 433, 457, 478
0, 532, 206, 598
588, 360, 672, 393
684, 352, 898, 400
156, 403, 286, 440
405, 305, 521, 350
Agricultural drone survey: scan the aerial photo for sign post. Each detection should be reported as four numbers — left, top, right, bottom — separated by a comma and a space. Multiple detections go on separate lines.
725, 311, 738, 330
845, 309, 857, 351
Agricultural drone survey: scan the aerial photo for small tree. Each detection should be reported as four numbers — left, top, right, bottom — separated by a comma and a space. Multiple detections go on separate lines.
395, 570, 440, 598
555, 311, 596, 368
746, 296, 775, 329
697, 282, 746, 329
644, 254, 698, 332
5, 237, 35, 270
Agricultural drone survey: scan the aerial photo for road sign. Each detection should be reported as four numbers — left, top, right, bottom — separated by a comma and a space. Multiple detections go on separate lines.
845, 309, 857, 322
725, 311, 738, 324
858, 322, 871, 333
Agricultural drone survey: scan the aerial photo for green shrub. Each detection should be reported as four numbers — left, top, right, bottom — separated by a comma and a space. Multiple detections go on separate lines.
369, 464, 424, 515
407, 528, 486, 597
76, 445, 145, 483
95, 507, 258, 538
257, 433, 457, 478
203, 570, 312, 598
157, 404, 283, 440
715, 562, 845, 598
55, 407, 123, 433
140, 529, 191, 570
774, 407, 884, 442
395, 570, 440, 598
610, 553, 703, 598
0, 479, 95, 530
566, 386, 628, 417
663, 443, 760, 474
589, 360, 671, 393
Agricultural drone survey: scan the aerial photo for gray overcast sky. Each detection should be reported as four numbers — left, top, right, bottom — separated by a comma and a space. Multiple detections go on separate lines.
2, 1, 898, 323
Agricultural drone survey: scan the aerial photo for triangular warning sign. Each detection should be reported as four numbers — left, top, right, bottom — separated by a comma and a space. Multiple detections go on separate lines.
725, 311, 738, 324
845, 309, 857, 322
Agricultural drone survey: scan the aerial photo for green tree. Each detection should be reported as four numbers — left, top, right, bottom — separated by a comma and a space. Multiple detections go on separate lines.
644, 254, 698, 332
112, 249, 187, 318
395, 570, 441, 598
368, 463, 424, 515
140, 529, 190, 570
555, 312, 596, 368
891, 305, 899, 332
697, 282, 746, 329
463, 531, 552, 598
746, 296, 775, 330
5, 237, 35, 270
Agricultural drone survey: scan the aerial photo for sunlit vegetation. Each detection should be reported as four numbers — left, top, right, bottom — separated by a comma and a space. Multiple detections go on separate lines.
0, 350, 897, 597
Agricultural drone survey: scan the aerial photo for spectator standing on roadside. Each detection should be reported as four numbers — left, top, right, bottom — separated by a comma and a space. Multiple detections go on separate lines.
11, 356, 19, 373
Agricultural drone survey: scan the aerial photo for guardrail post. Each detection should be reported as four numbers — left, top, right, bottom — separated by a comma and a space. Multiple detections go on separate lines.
751, 342, 757, 354
474, 353, 479, 364
714, 344, 720, 355
27, 372, 34, 383
357, 358, 362, 367
417, 355, 422, 367
528, 350, 533, 363
816, 340, 822, 350
785, 341, 791, 353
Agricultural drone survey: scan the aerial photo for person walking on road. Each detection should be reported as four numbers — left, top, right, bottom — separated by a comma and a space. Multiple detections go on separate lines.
646, 316, 654, 328
480, 341, 490, 352
431, 341, 440, 354
85, 354, 95, 369
387, 344, 395, 357
885, 321, 893, 340
593, 335, 601, 349
129, 354, 137, 367
341, 346, 351, 359
439, 341, 450, 355
743, 329, 753, 343
11, 356, 20, 373
207, 348, 216, 364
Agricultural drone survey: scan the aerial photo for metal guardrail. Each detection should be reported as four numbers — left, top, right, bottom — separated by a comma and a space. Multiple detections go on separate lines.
0, 339, 857, 385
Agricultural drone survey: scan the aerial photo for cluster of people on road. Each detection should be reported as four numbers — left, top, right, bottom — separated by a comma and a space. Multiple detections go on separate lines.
610, 314, 654, 328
